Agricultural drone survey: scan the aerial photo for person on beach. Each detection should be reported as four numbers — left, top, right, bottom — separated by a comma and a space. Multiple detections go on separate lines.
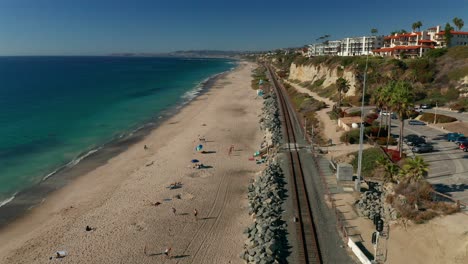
193, 209, 198, 221
228, 144, 234, 156
144, 145, 148, 150
164, 247, 172, 258
171, 207, 177, 216
198, 135, 206, 143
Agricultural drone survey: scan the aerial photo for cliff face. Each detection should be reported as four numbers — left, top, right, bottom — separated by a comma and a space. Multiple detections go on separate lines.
289, 63, 357, 96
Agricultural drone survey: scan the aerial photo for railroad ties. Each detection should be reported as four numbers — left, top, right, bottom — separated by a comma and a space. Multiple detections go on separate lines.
266, 65, 322, 264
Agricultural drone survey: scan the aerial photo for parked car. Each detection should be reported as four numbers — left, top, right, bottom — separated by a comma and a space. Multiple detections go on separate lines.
460, 143, 468, 152
408, 120, 426, 126
404, 135, 426, 146
412, 143, 434, 153
380, 111, 393, 116
454, 137, 468, 146
404, 134, 420, 142
447, 133, 465, 142
420, 104, 432, 109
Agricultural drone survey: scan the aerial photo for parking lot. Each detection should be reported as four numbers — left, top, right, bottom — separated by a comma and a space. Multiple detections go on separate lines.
391, 118, 468, 203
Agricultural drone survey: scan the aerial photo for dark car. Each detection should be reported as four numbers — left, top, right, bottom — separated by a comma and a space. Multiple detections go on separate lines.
405, 135, 426, 146
404, 134, 419, 142
460, 143, 468, 152
408, 120, 426, 125
412, 143, 434, 153
454, 137, 468, 146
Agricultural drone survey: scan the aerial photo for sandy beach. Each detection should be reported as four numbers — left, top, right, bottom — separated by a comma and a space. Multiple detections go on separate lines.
0, 61, 264, 263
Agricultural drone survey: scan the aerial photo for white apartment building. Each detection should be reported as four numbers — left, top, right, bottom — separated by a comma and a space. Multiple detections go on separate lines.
306, 36, 383, 57
339, 36, 384, 56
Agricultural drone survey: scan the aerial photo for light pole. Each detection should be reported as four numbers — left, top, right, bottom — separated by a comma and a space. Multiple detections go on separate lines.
356, 30, 374, 191
434, 101, 438, 124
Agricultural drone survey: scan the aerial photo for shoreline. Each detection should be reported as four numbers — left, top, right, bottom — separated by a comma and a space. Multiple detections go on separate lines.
0, 60, 262, 263
0, 68, 232, 228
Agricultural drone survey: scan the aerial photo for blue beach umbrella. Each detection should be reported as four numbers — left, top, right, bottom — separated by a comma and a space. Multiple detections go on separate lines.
191, 159, 200, 163
196, 144, 203, 152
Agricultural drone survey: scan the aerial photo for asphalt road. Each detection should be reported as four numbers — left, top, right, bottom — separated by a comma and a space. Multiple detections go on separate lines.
390, 118, 468, 203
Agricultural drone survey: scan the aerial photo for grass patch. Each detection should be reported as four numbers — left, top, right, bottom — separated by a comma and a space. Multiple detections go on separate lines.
350, 147, 386, 177
448, 66, 468, 81
419, 112, 457, 123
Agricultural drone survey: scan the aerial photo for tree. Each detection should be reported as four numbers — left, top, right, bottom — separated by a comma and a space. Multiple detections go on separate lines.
390, 81, 414, 158
372, 86, 387, 137
400, 156, 429, 183
371, 28, 378, 35
412, 21, 423, 32
453, 17, 464, 31
444, 23, 454, 47
336, 77, 350, 108
376, 156, 399, 183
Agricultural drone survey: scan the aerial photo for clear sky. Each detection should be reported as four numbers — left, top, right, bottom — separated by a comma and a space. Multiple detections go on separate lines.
0, 0, 466, 55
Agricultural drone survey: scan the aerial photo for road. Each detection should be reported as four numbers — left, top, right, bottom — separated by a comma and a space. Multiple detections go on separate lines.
390, 118, 468, 203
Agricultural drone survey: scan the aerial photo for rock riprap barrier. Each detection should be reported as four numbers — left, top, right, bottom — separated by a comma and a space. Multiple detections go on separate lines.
259, 94, 282, 146
356, 182, 384, 221
241, 162, 288, 263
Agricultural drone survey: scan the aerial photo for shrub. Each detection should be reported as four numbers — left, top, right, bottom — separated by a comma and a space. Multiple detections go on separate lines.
375, 137, 396, 145
424, 48, 448, 58
341, 129, 361, 144
350, 147, 385, 177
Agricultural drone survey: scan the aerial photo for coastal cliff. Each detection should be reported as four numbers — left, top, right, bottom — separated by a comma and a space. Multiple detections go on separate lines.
269, 46, 468, 108
289, 62, 357, 97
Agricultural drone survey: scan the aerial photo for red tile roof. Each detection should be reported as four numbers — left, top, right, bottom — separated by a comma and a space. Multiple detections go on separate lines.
436, 31, 468, 35
373, 45, 434, 53
418, 39, 435, 43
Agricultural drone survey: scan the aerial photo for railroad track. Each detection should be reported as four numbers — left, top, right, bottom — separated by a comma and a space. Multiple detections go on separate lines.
266, 65, 322, 264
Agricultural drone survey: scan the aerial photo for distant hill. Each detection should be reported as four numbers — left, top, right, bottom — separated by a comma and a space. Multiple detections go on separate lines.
109, 50, 245, 58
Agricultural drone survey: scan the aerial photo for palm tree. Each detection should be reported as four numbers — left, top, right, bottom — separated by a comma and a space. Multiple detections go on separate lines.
376, 156, 399, 183
400, 156, 429, 183
372, 86, 386, 137
336, 77, 350, 108
412, 21, 423, 32
444, 23, 455, 47
371, 28, 378, 35
390, 81, 414, 158
453, 17, 465, 31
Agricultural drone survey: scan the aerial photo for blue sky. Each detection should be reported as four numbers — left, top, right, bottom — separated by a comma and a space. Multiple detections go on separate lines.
0, 0, 466, 55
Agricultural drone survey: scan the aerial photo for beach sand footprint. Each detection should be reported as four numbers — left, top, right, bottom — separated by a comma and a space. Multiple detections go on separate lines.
130, 222, 146, 232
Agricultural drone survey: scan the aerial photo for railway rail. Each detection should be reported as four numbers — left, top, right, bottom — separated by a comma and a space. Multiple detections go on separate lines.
266, 65, 322, 264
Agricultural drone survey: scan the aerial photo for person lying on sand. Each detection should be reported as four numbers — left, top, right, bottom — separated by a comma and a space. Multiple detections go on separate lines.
85, 225, 96, 231
164, 247, 172, 258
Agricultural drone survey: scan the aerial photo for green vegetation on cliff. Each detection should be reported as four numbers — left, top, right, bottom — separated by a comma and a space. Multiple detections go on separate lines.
269, 46, 468, 109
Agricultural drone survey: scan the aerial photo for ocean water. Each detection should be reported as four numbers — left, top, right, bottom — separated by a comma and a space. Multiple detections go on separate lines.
0, 56, 234, 205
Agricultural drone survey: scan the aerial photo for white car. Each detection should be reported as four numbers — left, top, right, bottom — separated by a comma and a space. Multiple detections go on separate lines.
380, 111, 393, 116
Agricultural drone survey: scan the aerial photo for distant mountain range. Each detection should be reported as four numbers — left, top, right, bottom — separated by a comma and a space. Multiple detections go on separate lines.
109, 50, 248, 58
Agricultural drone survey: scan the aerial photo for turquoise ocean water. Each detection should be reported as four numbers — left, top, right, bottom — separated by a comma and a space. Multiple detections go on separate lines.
0, 56, 234, 206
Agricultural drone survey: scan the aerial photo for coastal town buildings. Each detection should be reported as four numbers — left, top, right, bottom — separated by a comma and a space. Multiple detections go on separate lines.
338, 36, 384, 56
306, 35, 383, 57
373, 25, 468, 58
303, 25, 467, 59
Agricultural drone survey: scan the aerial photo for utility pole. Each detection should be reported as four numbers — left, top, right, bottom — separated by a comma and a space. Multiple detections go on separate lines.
434, 101, 438, 124
304, 117, 307, 141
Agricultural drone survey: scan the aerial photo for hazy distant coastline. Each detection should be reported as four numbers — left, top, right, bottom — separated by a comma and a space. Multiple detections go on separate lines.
109, 50, 246, 58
